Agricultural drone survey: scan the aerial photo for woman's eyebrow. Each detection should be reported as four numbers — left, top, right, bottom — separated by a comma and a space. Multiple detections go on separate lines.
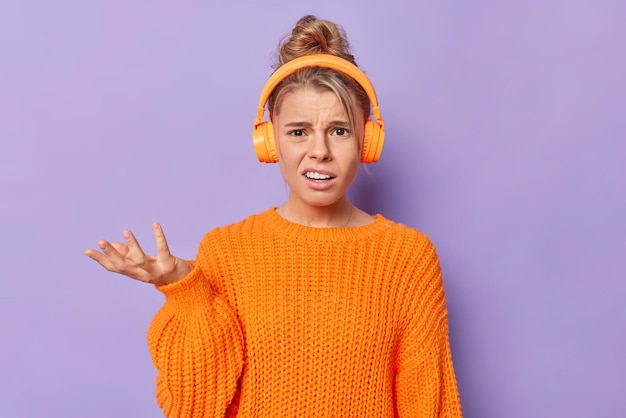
284, 120, 349, 127
284, 121, 312, 127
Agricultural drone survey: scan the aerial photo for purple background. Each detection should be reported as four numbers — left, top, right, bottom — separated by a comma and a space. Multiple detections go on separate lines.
1, 1, 624, 417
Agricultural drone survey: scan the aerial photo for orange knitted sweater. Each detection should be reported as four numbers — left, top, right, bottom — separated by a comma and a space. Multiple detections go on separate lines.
147, 208, 462, 417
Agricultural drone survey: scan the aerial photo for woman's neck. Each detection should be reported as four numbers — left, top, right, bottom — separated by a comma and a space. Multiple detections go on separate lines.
277, 197, 354, 228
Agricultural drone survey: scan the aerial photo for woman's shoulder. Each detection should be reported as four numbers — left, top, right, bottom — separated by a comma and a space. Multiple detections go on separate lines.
200, 208, 273, 240
370, 216, 441, 269
376, 214, 434, 244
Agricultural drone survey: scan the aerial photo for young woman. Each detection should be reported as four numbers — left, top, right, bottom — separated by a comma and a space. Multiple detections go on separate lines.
85, 15, 462, 417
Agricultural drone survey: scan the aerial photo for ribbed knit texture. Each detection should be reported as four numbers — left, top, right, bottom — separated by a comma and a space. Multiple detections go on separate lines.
147, 208, 462, 417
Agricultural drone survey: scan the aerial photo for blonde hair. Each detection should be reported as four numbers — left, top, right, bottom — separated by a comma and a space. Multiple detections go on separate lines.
268, 15, 370, 138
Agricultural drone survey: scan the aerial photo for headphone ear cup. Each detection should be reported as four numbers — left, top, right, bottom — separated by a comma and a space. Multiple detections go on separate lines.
253, 121, 279, 163
361, 120, 385, 163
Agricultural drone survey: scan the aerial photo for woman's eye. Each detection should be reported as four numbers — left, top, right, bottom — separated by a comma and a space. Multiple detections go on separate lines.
289, 130, 305, 136
333, 128, 349, 136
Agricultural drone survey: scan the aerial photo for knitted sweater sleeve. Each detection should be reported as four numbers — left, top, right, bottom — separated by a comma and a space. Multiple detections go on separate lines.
394, 239, 462, 417
146, 260, 245, 417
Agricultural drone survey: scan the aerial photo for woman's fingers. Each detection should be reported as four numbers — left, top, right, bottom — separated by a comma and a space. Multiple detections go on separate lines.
84, 248, 109, 267
99, 239, 123, 260
111, 241, 130, 257
84, 240, 124, 272
152, 223, 172, 260
122, 229, 148, 265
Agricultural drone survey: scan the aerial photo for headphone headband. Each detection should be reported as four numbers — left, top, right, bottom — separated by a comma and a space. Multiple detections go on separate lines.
254, 54, 383, 127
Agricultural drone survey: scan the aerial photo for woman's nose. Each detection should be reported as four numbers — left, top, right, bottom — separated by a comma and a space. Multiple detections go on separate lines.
308, 134, 331, 160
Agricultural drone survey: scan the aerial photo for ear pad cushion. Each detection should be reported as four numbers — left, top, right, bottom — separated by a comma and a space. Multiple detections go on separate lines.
361, 120, 385, 163
253, 121, 279, 163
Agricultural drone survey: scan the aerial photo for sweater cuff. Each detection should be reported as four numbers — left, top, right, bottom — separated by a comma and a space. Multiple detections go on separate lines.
154, 262, 214, 311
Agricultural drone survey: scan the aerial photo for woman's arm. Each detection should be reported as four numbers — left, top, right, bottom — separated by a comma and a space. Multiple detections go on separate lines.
148, 264, 244, 417
395, 314, 462, 417
394, 240, 462, 417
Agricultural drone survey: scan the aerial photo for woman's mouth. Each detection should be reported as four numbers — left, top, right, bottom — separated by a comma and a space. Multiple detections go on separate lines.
305, 171, 333, 181
303, 171, 336, 190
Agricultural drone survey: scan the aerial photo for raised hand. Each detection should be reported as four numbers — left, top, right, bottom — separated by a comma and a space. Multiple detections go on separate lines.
84, 223, 192, 286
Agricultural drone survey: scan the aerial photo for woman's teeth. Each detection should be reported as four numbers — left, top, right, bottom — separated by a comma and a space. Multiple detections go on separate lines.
305, 172, 332, 180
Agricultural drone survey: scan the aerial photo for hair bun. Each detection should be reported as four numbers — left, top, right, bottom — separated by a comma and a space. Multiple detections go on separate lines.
275, 15, 356, 68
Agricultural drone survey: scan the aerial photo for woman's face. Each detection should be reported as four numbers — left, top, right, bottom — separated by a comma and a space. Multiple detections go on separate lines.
273, 87, 364, 212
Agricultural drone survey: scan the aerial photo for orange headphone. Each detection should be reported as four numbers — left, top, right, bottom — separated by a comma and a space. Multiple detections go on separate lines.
252, 54, 385, 163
